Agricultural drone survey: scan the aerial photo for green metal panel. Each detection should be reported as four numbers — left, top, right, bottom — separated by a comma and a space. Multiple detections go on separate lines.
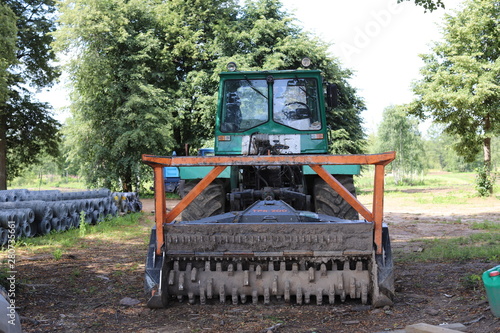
303, 164, 360, 175
179, 166, 231, 180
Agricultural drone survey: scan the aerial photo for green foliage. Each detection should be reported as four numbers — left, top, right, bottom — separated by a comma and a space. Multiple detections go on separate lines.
475, 165, 496, 197
410, 0, 500, 179
0, 0, 61, 189
56, 0, 366, 191
461, 274, 482, 291
0, 3, 17, 104
56, 0, 172, 191
373, 105, 427, 185
398, 0, 445, 12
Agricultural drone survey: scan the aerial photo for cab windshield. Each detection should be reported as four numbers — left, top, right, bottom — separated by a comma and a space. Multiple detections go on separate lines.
220, 77, 321, 132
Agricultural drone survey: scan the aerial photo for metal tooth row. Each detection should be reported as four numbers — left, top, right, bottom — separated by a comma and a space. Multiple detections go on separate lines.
166, 260, 369, 305
168, 277, 369, 305
166, 233, 342, 244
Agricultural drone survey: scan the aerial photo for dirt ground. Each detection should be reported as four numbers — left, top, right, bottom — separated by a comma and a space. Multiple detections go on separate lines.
7, 187, 500, 333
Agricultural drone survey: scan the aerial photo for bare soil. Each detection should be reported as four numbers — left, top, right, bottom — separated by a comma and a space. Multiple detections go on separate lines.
8, 187, 500, 332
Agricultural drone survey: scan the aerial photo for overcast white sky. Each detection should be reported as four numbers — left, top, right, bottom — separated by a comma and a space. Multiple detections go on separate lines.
283, 0, 464, 134
41, 0, 465, 134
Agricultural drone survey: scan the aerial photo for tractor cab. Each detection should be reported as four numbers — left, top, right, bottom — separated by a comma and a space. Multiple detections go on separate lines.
215, 68, 331, 156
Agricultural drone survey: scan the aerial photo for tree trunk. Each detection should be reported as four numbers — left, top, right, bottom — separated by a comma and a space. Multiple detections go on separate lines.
483, 114, 492, 195
0, 113, 7, 190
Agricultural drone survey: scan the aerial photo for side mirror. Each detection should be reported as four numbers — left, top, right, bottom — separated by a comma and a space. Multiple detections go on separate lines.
326, 83, 339, 108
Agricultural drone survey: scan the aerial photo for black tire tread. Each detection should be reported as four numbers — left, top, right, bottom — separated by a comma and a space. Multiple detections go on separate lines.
180, 181, 225, 221
313, 175, 359, 220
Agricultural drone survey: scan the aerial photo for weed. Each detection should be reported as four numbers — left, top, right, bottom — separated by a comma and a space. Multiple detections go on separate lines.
461, 274, 482, 291
52, 248, 63, 260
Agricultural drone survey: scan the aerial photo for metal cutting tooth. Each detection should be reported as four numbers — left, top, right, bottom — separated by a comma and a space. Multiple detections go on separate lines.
207, 279, 213, 299
244, 270, 249, 286
200, 287, 206, 305
361, 282, 368, 305
232, 288, 238, 305
304, 291, 310, 304
320, 263, 327, 277
178, 272, 185, 291
188, 292, 194, 304
264, 287, 270, 304
308, 267, 315, 282
350, 277, 356, 299
284, 280, 290, 302
316, 288, 323, 305
191, 267, 197, 282
256, 265, 262, 279
329, 285, 335, 305
252, 290, 258, 305
272, 276, 278, 295
219, 285, 225, 304
296, 287, 303, 305
168, 270, 175, 285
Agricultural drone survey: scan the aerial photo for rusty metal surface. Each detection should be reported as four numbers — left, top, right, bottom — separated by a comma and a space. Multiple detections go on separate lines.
164, 222, 373, 255
142, 152, 396, 167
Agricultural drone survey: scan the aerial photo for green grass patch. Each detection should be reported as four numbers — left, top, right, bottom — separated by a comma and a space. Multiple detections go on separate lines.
471, 220, 500, 231
414, 194, 469, 205
12, 213, 146, 254
398, 232, 500, 263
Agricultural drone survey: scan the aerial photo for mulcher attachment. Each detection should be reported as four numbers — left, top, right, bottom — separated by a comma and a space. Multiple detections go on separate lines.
145, 200, 394, 307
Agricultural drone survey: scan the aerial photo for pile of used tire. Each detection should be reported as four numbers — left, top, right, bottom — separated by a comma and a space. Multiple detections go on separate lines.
0, 189, 142, 247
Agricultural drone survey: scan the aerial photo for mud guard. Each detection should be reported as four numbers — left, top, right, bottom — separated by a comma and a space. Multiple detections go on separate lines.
372, 225, 394, 307
144, 228, 165, 308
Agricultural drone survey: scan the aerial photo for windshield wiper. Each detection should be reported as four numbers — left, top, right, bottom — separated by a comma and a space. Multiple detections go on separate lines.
244, 76, 268, 100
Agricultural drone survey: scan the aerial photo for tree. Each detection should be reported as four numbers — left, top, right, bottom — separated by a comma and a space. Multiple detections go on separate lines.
398, 0, 444, 12
410, 0, 500, 194
374, 105, 427, 185
57, 0, 366, 191
55, 0, 172, 191
0, 0, 60, 190
157, 0, 365, 155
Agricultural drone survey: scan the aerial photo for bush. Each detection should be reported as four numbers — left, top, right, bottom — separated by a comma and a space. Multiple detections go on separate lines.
475, 165, 496, 197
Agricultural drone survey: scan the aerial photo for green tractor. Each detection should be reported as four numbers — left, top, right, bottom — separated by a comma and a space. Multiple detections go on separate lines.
143, 60, 395, 308
179, 62, 360, 221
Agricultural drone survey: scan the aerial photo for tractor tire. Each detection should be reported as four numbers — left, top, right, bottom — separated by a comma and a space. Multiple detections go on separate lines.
313, 175, 359, 220
180, 180, 225, 221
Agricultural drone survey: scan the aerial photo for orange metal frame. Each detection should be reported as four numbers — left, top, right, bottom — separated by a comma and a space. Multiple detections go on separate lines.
142, 151, 395, 255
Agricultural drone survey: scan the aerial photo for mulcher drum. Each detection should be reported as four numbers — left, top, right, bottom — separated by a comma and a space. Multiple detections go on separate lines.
145, 200, 381, 307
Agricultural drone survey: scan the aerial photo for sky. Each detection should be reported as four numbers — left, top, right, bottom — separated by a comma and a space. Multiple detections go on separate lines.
40, 0, 465, 134
282, 0, 465, 134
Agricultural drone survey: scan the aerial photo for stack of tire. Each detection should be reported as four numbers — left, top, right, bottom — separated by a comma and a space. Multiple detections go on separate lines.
0, 189, 142, 247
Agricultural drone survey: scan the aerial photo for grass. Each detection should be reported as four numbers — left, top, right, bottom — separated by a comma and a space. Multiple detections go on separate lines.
398, 232, 500, 263
10, 213, 146, 255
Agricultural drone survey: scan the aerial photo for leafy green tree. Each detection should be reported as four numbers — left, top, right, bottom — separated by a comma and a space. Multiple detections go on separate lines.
57, 0, 366, 190
398, 0, 444, 12
0, 0, 61, 190
425, 124, 480, 172
0, 3, 17, 104
157, 0, 365, 155
55, 0, 172, 191
374, 105, 427, 185
410, 0, 500, 195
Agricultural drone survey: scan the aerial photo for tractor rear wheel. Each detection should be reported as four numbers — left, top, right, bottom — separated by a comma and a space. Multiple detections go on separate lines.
313, 175, 359, 220
179, 180, 225, 221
